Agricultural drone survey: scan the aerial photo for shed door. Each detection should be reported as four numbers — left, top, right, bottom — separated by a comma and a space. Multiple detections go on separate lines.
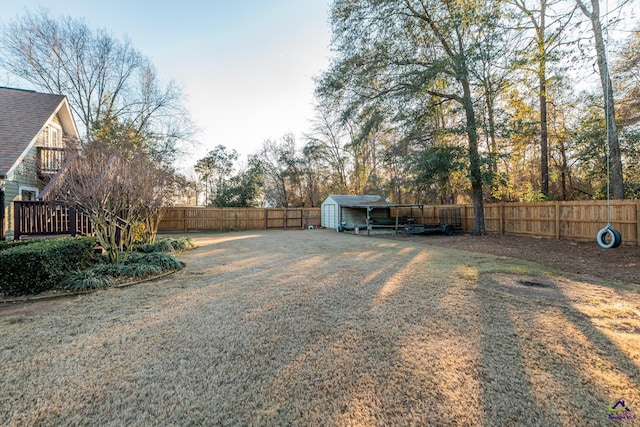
322, 203, 337, 229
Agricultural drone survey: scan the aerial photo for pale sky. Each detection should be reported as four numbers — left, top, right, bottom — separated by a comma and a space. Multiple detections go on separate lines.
1, 1, 333, 171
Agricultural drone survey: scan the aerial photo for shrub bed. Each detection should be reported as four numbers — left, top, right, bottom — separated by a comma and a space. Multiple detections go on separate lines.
0, 237, 191, 297
0, 237, 96, 296
57, 238, 191, 293
134, 237, 195, 254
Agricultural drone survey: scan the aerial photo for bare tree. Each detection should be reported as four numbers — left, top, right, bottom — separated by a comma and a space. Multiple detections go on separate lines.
576, 0, 624, 199
49, 141, 176, 262
306, 100, 351, 193
257, 135, 301, 208
511, 0, 576, 197
0, 8, 193, 165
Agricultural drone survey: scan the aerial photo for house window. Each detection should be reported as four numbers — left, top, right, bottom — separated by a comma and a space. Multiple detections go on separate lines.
44, 124, 62, 148
21, 189, 37, 201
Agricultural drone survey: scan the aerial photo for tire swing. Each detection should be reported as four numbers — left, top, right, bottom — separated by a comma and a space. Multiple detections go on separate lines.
594, 106, 622, 249
597, 224, 622, 249
596, 14, 622, 250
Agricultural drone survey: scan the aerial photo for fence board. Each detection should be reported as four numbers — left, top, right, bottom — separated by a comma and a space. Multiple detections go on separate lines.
157, 207, 323, 232
155, 200, 640, 245
266, 209, 285, 229
481, 200, 638, 245
12, 200, 640, 245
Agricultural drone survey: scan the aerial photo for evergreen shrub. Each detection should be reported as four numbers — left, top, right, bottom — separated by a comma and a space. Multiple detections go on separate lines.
0, 237, 95, 296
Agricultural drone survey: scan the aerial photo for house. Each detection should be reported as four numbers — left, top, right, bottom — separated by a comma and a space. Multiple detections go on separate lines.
0, 87, 79, 240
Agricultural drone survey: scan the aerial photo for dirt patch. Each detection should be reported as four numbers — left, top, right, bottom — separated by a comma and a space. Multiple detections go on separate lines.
383, 232, 639, 287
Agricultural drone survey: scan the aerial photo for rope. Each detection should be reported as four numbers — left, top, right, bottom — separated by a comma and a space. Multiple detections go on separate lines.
605, 0, 611, 225
597, 0, 622, 248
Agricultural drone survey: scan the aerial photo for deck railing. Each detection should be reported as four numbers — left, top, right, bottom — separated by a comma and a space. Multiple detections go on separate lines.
37, 147, 68, 176
13, 201, 93, 240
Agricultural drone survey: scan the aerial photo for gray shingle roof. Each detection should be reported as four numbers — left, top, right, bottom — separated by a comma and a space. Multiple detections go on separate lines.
325, 195, 385, 207
0, 87, 66, 176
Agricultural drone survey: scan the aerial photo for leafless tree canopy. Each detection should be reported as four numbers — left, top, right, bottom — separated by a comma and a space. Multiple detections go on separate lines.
49, 140, 178, 262
0, 8, 193, 165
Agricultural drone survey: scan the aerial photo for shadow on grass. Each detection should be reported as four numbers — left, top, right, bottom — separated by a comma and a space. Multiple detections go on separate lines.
3, 230, 639, 425
476, 274, 640, 426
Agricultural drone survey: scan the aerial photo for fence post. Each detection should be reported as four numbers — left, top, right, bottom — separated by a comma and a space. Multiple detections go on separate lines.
555, 202, 561, 240
13, 201, 21, 240
69, 204, 77, 236
183, 207, 187, 233
264, 208, 268, 230
637, 201, 640, 246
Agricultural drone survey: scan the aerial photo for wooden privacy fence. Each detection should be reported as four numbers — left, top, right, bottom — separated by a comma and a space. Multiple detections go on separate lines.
18, 200, 635, 245
395, 200, 640, 246
159, 201, 639, 245
158, 207, 322, 233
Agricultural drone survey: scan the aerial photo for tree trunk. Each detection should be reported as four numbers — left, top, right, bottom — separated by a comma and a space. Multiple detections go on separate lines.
540, 65, 550, 197
538, 2, 550, 197
461, 79, 486, 235
484, 78, 500, 200
559, 140, 569, 200
579, 0, 624, 199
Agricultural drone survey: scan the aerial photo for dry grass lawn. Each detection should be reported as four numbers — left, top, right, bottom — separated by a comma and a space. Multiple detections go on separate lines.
1, 230, 639, 426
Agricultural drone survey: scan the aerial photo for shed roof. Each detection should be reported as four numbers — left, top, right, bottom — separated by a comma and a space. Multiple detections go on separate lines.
324, 195, 424, 209
0, 87, 71, 176
325, 194, 385, 207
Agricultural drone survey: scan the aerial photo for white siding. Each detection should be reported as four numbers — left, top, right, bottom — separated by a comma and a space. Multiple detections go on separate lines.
321, 199, 339, 229
2, 182, 18, 240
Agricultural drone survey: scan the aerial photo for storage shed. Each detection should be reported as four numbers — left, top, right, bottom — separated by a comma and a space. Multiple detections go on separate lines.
322, 194, 429, 235
321, 195, 386, 230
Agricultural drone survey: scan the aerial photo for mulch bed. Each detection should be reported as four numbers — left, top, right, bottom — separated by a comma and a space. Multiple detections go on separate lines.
382, 232, 639, 287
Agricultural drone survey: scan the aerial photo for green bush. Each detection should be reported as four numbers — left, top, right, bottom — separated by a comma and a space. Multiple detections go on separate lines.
134, 243, 158, 253
120, 263, 163, 278
91, 261, 162, 279
89, 247, 181, 284
60, 270, 114, 292
0, 237, 96, 296
122, 251, 146, 264
90, 262, 129, 277
0, 239, 38, 252
172, 237, 196, 251
0, 236, 184, 297
134, 237, 194, 253
155, 239, 175, 253
141, 252, 183, 270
